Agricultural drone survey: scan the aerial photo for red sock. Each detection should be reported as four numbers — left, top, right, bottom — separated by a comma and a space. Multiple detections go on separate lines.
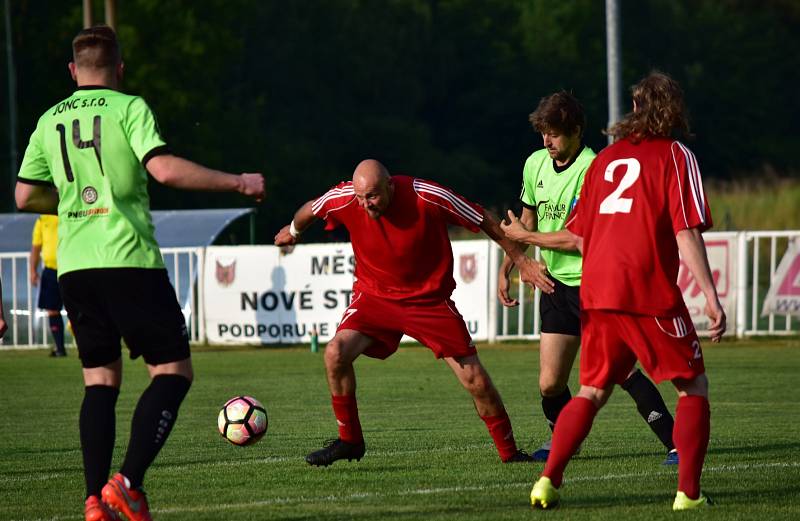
543, 397, 598, 488
331, 395, 363, 444
673, 395, 710, 499
480, 410, 517, 461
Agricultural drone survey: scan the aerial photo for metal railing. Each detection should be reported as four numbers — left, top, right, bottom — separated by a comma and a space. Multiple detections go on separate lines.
491, 230, 799, 341
1, 247, 204, 349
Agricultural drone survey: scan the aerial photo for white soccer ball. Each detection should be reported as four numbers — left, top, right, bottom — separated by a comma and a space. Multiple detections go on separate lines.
218, 395, 268, 446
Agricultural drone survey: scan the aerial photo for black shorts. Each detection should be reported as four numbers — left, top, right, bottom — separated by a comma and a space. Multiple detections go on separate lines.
59, 268, 190, 368
37, 267, 63, 311
539, 278, 581, 336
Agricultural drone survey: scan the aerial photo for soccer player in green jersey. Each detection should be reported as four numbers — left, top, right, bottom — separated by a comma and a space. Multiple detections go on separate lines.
15, 26, 264, 521
498, 91, 678, 465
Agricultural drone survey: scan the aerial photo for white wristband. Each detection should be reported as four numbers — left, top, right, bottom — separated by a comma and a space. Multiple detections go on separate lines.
289, 220, 301, 239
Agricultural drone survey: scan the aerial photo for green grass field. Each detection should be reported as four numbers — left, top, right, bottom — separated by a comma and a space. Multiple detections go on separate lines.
1, 338, 799, 520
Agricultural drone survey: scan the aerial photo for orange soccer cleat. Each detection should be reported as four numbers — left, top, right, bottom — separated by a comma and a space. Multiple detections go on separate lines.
84, 495, 120, 521
101, 473, 152, 521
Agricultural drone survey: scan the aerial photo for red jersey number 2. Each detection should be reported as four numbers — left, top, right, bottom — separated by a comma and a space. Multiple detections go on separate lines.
599, 158, 640, 215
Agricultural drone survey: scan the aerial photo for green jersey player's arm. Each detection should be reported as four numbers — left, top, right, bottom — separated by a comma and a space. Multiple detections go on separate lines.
15, 123, 59, 214
15, 181, 59, 214
146, 155, 264, 201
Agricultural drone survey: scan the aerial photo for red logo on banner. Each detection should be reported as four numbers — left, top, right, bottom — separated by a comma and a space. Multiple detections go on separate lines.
460, 254, 477, 283
216, 259, 236, 287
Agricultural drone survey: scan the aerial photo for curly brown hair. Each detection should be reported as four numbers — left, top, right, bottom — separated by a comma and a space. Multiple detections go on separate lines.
72, 25, 120, 69
606, 71, 692, 142
529, 90, 586, 138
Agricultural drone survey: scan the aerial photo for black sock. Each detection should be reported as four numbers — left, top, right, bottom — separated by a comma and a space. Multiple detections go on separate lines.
621, 369, 675, 451
120, 374, 191, 489
49, 314, 65, 353
541, 387, 572, 432
80, 385, 119, 498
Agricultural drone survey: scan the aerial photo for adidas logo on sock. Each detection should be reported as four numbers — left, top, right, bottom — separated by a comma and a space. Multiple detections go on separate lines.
647, 411, 663, 423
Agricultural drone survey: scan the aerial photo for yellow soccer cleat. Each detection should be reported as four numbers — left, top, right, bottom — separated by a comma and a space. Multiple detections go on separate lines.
673, 491, 713, 510
530, 476, 560, 509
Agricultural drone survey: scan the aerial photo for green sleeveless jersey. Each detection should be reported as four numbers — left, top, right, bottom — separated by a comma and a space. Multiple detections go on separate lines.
520, 145, 596, 286
17, 87, 167, 275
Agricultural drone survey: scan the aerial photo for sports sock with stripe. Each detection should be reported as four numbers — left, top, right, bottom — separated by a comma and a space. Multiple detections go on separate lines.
621, 369, 675, 451
480, 410, 518, 461
331, 394, 364, 444
120, 374, 191, 489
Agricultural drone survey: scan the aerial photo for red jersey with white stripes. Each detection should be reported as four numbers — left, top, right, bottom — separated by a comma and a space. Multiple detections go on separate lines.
566, 137, 712, 316
312, 175, 484, 302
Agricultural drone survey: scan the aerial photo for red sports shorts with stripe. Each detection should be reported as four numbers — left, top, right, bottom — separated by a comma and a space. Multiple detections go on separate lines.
337, 291, 477, 359
579, 307, 705, 387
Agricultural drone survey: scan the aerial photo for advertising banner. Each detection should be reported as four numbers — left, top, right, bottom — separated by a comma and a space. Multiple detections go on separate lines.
762, 239, 800, 316
204, 240, 491, 345
677, 233, 738, 332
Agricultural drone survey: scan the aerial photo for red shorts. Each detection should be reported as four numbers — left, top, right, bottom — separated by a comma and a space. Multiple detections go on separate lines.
580, 307, 705, 387
337, 291, 476, 360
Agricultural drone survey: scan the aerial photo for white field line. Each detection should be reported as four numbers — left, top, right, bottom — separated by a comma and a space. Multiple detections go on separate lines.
5, 461, 799, 521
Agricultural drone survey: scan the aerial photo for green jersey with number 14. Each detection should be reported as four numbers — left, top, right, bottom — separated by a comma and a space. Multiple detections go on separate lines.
17, 87, 167, 275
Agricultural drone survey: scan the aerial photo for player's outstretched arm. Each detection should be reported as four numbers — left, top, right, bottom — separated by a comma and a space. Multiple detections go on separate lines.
146, 155, 265, 202
676, 227, 726, 342
15, 183, 59, 214
481, 209, 554, 294
497, 207, 536, 306
274, 200, 317, 247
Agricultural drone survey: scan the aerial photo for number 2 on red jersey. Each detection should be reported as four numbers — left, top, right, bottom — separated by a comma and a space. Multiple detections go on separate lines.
599, 158, 640, 215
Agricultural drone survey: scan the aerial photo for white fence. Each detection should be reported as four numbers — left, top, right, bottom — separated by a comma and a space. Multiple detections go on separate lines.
1, 231, 797, 349
0, 247, 203, 348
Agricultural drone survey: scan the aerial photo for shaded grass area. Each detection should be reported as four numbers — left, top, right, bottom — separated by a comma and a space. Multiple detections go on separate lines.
0, 338, 798, 520
706, 177, 800, 231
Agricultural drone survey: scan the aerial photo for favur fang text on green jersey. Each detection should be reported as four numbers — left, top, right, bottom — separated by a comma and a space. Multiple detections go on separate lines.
520, 145, 596, 286
17, 87, 167, 275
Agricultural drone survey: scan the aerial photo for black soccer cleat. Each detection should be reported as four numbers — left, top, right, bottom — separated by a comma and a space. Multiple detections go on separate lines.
305, 438, 366, 467
502, 449, 535, 463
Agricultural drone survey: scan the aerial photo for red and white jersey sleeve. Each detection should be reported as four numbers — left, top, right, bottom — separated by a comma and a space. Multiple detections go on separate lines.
311, 181, 356, 230
667, 141, 712, 233
412, 178, 484, 232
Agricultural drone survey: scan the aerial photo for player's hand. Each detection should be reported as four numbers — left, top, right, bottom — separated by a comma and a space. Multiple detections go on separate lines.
497, 270, 519, 307
29, 270, 39, 286
0, 315, 7, 340
518, 258, 554, 294
274, 225, 298, 247
500, 210, 531, 243
705, 298, 726, 343
239, 173, 265, 202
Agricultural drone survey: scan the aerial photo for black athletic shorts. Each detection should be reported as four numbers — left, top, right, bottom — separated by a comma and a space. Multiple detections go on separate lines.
38, 267, 63, 311
59, 268, 190, 368
539, 277, 581, 336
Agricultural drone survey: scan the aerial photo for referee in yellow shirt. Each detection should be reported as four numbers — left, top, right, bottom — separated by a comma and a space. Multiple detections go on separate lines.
30, 215, 66, 356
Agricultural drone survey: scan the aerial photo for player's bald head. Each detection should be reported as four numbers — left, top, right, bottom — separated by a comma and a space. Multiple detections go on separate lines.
352, 159, 393, 219
352, 159, 390, 190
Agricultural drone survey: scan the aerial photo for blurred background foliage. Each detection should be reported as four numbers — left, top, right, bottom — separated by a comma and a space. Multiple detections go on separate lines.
2, 0, 798, 241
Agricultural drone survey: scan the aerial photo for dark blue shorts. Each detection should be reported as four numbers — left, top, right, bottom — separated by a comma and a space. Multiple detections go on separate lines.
37, 268, 63, 311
